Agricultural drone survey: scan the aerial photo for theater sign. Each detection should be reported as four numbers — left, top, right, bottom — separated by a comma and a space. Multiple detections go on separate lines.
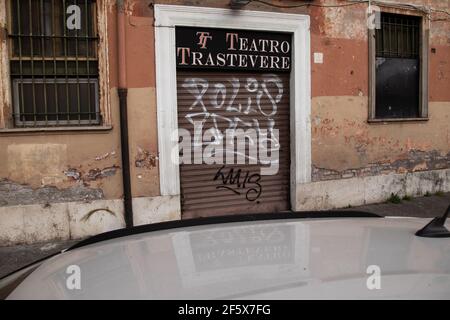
176, 27, 292, 72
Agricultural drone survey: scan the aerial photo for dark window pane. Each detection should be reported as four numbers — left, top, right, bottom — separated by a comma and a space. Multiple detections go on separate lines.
375, 13, 421, 119
375, 58, 420, 119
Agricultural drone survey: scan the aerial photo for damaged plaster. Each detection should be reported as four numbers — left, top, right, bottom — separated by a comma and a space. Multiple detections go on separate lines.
135, 147, 158, 169
313, 150, 450, 182
0, 179, 104, 207
86, 166, 120, 181
95, 151, 116, 161
64, 165, 120, 182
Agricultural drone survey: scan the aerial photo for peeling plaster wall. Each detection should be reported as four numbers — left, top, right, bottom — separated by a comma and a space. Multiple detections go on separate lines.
311, 98, 450, 180
0, 179, 104, 206
0, 1, 125, 205
0, 2, 128, 243
309, 0, 450, 180
0, 88, 123, 204
309, 0, 447, 166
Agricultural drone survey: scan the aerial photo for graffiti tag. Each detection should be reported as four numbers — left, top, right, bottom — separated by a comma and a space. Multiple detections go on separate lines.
213, 165, 262, 202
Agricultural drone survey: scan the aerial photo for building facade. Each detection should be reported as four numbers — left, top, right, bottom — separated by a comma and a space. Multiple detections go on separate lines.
0, 0, 449, 245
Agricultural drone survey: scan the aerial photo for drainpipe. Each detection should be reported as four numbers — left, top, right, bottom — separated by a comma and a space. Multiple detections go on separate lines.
117, 0, 133, 228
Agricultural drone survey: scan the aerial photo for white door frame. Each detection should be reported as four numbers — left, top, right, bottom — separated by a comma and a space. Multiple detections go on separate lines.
154, 4, 311, 212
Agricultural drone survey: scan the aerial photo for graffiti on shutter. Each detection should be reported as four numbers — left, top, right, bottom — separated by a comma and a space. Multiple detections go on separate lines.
175, 27, 291, 218
177, 72, 290, 218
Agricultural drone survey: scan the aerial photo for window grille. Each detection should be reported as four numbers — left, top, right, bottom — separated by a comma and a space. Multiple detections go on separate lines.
8, 0, 100, 127
376, 13, 420, 59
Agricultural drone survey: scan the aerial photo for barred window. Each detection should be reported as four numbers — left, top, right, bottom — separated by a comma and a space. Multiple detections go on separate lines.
375, 13, 422, 119
8, 0, 100, 127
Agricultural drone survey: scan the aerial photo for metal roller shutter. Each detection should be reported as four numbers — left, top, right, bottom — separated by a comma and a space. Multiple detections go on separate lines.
177, 71, 290, 219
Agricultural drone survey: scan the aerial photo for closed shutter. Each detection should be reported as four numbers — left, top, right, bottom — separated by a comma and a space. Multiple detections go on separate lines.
177, 71, 290, 219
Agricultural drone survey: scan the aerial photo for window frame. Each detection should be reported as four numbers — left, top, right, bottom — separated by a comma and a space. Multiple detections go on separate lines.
368, 11, 429, 122
0, 0, 111, 132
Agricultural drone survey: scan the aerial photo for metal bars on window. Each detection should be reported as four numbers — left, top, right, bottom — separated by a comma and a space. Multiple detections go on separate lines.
8, 0, 100, 127
376, 12, 421, 59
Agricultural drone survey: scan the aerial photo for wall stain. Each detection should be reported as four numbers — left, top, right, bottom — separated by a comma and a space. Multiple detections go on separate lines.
81, 208, 116, 222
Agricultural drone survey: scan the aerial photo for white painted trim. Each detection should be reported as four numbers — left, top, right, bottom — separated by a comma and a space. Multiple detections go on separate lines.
154, 5, 312, 211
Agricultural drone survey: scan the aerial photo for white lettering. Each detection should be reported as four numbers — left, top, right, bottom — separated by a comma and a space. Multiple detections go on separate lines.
192, 52, 203, 66
280, 41, 290, 54
239, 37, 249, 51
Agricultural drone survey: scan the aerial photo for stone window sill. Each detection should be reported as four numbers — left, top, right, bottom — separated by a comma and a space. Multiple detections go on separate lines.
368, 117, 429, 124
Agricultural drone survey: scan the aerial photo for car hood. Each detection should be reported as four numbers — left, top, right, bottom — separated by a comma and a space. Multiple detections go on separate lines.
7, 216, 450, 299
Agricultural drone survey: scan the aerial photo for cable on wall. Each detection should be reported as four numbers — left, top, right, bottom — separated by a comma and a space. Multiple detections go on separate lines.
240, 0, 450, 22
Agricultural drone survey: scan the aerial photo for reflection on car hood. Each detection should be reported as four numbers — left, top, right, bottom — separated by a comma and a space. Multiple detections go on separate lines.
7, 217, 450, 299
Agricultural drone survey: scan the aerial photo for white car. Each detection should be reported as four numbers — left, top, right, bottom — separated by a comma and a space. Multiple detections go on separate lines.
1, 208, 449, 300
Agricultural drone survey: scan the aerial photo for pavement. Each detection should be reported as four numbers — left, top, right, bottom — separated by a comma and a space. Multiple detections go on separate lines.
344, 191, 450, 218
1, 192, 449, 279
0, 239, 79, 279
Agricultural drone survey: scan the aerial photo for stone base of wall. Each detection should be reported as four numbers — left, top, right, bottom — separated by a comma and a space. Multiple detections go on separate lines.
132, 195, 181, 226
0, 195, 180, 246
0, 199, 125, 246
312, 150, 450, 182
296, 168, 450, 211
1, 169, 449, 246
